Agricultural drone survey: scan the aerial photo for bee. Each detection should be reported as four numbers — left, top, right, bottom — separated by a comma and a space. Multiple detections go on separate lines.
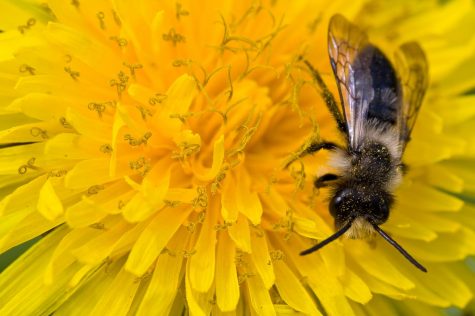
295, 14, 429, 272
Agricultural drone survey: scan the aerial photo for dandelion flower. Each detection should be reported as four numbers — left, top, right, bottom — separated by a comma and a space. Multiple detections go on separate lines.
0, 0, 474, 315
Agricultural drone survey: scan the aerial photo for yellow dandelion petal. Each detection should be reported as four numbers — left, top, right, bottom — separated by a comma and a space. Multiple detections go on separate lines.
37, 178, 64, 221
189, 198, 218, 292
215, 231, 240, 311
228, 213, 252, 253
126, 204, 192, 276
250, 232, 275, 288
90, 265, 141, 315
136, 233, 187, 314
246, 269, 276, 316
273, 259, 321, 315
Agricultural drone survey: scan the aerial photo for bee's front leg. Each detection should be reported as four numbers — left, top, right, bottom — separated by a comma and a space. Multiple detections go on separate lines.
314, 173, 339, 188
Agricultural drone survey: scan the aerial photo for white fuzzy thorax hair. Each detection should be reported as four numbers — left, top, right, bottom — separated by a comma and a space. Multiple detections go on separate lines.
328, 119, 403, 191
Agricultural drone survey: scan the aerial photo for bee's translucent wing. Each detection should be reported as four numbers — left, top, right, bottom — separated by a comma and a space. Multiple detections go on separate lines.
328, 14, 376, 148
394, 42, 429, 153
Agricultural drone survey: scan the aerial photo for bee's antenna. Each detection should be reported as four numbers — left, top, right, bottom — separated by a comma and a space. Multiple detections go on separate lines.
300, 221, 353, 256
371, 224, 427, 272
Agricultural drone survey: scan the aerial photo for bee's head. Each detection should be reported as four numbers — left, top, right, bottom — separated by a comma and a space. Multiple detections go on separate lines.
329, 185, 393, 228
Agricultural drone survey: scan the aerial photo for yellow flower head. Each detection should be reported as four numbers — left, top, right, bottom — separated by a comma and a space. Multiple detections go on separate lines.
0, 0, 474, 315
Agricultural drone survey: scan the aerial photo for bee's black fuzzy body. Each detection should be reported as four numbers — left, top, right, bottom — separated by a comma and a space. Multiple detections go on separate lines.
329, 139, 398, 234
297, 14, 429, 272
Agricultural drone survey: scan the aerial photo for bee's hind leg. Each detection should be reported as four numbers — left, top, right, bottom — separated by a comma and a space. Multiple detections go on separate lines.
314, 173, 339, 188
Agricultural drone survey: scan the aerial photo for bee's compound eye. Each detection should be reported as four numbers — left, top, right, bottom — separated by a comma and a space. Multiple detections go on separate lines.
368, 194, 391, 224
329, 189, 353, 219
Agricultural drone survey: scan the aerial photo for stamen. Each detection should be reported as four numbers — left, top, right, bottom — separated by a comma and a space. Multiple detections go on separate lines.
175, 3, 189, 20
149, 93, 167, 105
273, 209, 294, 240
128, 157, 151, 176
182, 249, 196, 258
87, 185, 105, 195
164, 200, 181, 207
111, 10, 121, 26
48, 169, 68, 178
169, 112, 193, 123
71, 0, 80, 8
30, 127, 49, 139
185, 221, 197, 233
109, 36, 128, 47
100, 144, 113, 154
197, 211, 206, 223
269, 250, 285, 262
162, 28, 186, 46
96, 12, 106, 30
89, 222, 106, 230
290, 161, 306, 192
59, 117, 73, 129
211, 164, 229, 195
19, 64, 36, 75
238, 272, 256, 284
109, 71, 129, 98
251, 224, 264, 237
124, 132, 152, 146
307, 14, 322, 33
123, 62, 143, 80
214, 222, 232, 231
18, 157, 39, 174
191, 186, 208, 210
88, 102, 106, 118
225, 66, 233, 101
18, 18, 36, 34
160, 247, 175, 257
64, 66, 80, 81
171, 142, 200, 161
136, 106, 152, 120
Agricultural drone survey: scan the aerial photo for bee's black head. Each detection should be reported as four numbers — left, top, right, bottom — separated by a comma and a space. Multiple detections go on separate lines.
329, 185, 394, 228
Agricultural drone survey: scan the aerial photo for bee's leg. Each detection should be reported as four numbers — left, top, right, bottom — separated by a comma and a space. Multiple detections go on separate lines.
302, 59, 348, 135
305, 141, 339, 154
314, 173, 339, 188
285, 141, 340, 168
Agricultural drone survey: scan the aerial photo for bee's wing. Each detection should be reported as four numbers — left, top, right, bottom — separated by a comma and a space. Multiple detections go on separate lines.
394, 42, 429, 153
328, 14, 375, 148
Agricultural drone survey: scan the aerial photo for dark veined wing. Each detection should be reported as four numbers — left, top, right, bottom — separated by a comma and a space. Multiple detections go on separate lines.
394, 42, 429, 153
328, 14, 375, 148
